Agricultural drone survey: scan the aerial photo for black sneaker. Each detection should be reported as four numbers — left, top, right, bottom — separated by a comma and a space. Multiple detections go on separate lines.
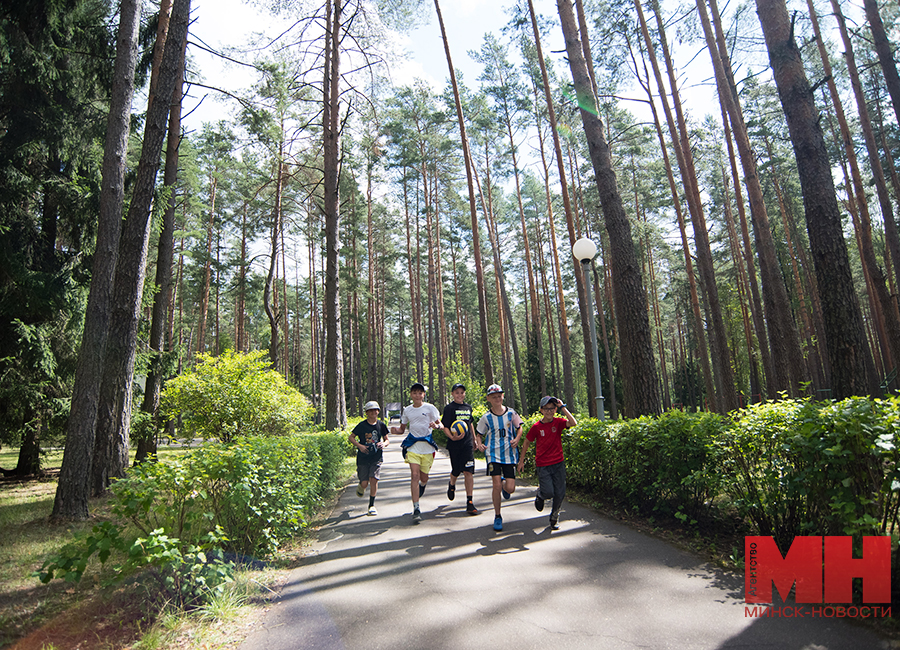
413, 508, 422, 523
466, 501, 479, 515
419, 483, 426, 497
447, 483, 455, 500
535, 494, 545, 512
550, 516, 559, 530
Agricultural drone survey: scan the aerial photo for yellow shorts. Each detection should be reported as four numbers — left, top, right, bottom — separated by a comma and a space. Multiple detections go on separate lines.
405, 451, 435, 474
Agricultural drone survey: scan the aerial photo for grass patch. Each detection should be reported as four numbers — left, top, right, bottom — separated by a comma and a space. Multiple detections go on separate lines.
0, 443, 192, 648
0, 441, 353, 649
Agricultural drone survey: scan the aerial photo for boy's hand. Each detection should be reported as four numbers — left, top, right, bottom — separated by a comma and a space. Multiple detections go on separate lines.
516, 459, 524, 472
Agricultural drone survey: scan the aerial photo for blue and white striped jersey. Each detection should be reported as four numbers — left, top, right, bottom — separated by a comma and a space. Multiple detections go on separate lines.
476, 408, 523, 465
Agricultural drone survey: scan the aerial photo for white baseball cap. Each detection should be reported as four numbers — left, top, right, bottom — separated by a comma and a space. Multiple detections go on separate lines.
363, 400, 380, 412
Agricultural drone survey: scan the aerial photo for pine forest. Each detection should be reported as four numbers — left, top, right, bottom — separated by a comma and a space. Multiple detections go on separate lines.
4, 0, 900, 518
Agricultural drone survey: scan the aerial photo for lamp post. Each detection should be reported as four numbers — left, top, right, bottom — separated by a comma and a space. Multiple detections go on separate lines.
573, 237, 605, 421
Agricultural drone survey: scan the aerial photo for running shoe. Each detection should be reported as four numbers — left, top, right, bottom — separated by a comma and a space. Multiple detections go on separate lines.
493, 515, 503, 531
550, 516, 559, 530
535, 494, 545, 511
447, 483, 455, 500
419, 483, 426, 497
367, 506, 377, 516
356, 484, 365, 497
466, 501, 479, 515
501, 480, 510, 500
413, 508, 422, 523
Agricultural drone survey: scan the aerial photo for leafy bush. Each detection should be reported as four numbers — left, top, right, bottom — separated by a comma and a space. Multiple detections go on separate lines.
37, 431, 349, 606
719, 397, 900, 547
37, 522, 234, 610
110, 432, 349, 557
161, 349, 315, 442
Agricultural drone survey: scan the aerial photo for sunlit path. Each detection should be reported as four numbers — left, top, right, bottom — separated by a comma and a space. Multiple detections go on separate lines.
238, 443, 884, 650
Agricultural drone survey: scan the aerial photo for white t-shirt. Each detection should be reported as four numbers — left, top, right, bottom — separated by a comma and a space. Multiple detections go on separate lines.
402, 402, 441, 454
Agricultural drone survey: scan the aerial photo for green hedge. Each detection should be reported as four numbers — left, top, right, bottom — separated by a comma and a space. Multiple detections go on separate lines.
112, 431, 350, 557
38, 431, 350, 607
556, 397, 900, 542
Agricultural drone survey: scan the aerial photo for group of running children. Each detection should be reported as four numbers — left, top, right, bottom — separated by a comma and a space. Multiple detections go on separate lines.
347, 381, 577, 532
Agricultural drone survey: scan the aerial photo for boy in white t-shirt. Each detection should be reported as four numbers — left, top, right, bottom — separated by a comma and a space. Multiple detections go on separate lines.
395, 382, 441, 523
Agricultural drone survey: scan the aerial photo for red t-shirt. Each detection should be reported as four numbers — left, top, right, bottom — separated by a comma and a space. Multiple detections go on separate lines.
526, 417, 568, 467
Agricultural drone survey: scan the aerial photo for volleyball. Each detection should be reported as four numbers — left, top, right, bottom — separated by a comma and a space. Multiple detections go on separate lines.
450, 420, 468, 438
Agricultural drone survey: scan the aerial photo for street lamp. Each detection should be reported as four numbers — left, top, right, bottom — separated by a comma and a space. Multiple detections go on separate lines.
573, 237, 605, 421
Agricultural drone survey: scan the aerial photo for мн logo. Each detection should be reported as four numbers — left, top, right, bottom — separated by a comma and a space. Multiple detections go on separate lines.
745, 536, 891, 604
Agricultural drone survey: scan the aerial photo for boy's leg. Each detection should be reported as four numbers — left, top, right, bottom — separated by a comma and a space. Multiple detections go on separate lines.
491, 474, 502, 515
409, 463, 422, 504
464, 467, 474, 497
369, 477, 377, 497
549, 463, 566, 524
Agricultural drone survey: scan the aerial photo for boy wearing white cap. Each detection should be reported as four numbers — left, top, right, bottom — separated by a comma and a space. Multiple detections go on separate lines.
475, 384, 523, 531
349, 400, 390, 515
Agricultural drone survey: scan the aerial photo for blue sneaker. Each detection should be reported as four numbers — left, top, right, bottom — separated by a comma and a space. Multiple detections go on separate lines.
501, 480, 510, 500
493, 515, 503, 531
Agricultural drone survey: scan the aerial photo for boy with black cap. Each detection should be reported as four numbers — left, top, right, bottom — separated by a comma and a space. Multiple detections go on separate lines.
348, 400, 390, 515
518, 396, 576, 529
441, 382, 479, 515
396, 382, 441, 523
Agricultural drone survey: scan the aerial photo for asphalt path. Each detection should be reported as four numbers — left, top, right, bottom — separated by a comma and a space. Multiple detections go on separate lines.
239, 442, 889, 650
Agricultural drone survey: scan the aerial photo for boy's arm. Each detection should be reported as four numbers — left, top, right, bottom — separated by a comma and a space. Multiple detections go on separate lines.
474, 417, 486, 451
561, 405, 576, 428
348, 430, 366, 453
517, 437, 530, 470
510, 412, 524, 447
379, 423, 390, 448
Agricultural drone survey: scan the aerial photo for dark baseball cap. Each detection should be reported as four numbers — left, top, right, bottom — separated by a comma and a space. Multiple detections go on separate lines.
410, 382, 426, 393
540, 396, 560, 408
451, 383, 466, 391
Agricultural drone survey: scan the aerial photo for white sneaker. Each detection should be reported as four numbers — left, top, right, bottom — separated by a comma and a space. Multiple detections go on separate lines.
367, 506, 377, 516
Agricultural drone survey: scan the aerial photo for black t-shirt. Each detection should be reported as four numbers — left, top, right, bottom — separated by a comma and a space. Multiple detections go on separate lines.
352, 419, 389, 461
442, 401, 474, 448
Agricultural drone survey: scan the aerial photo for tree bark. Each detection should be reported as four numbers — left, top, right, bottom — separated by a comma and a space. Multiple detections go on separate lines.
557, 0, 660, 417
90, 0, 190, 496
755, 0, 873, 398
434, 0, 493, 385
136, 19, 188, 463
53, 0, 140, 519
324, 0, 346, 429
698, 0, 805, 397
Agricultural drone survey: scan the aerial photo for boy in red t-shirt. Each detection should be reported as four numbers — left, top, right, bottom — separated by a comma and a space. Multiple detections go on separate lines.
518, 396, 576, 529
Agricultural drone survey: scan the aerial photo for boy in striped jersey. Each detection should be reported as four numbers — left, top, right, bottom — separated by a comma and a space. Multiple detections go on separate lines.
475, 384, 523, 531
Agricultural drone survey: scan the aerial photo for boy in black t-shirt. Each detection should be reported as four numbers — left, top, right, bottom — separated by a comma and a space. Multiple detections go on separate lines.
441, 383, 479, 515
349, 400, 390, 515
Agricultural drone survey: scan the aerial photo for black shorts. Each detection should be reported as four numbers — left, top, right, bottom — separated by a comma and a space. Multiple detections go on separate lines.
486, 462, 516, 479
357, 457, 382, 482
448, 444, 475, 476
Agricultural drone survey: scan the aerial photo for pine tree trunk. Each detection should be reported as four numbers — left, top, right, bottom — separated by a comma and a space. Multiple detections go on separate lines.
557, 0, 660, 417
698, 0, 805, 396
529, 0, 585, 411
323, 0, 346, 429
810, 0, 898, 384
53, 0, 140, 520
136, 21, 187, 464
434, 0, 493, 385
634, 0, 717, 409
90, 0, 190, 496
756, 0, 873, 398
